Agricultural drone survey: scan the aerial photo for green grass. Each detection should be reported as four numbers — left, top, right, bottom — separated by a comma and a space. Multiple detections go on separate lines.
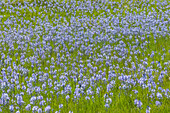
0, 0, 170, 113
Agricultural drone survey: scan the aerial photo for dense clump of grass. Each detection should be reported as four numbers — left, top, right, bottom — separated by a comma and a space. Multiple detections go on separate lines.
0, 0, 170, 113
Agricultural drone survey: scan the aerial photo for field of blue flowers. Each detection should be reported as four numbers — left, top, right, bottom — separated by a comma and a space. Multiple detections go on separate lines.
0, 0, 170, 113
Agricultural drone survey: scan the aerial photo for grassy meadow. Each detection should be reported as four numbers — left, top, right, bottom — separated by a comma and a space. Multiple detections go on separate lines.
0, 0, 170, 113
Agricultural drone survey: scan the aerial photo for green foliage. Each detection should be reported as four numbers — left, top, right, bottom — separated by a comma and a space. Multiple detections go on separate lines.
0, 0, 170, 113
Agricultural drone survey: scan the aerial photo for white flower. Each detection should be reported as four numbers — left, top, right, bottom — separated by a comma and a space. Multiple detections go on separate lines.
9, 105, 14, 111
32, 106, 38, 112
59, 104, 63, 109
157, 92, 162, 99
45, 105, 51, 113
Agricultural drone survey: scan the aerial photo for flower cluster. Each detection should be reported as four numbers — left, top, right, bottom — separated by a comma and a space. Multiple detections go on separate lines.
0, 0, 170, 112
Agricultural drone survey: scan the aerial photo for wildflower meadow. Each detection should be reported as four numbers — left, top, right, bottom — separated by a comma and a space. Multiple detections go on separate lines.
0, 0, 170, 113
